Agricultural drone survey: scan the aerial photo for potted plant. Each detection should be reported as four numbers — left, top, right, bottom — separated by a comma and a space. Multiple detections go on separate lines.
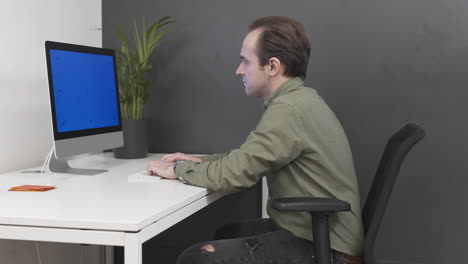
113, 16, 175, 159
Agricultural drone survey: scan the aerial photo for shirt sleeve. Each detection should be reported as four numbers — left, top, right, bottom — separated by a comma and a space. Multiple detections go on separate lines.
175, 102, 304, 195
200, 151, 232, 162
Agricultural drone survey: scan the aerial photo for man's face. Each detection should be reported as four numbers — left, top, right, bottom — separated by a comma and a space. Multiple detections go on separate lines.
235, 29, 270, 98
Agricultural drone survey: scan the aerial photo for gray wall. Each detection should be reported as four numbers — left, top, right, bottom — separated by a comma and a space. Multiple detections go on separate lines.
103, 1, 468, 263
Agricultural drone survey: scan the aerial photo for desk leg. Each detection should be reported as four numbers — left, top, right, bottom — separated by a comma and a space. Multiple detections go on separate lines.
124, 233, 142, 264
105, 246, 114, 264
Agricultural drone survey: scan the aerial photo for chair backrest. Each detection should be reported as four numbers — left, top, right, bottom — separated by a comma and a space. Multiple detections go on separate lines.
361, 123, 425, 264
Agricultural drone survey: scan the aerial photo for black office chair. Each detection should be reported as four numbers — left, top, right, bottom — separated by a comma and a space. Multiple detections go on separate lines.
272, 123, 426, 264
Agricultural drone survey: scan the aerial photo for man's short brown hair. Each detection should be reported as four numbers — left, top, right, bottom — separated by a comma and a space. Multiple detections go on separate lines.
249, 16, 311, 80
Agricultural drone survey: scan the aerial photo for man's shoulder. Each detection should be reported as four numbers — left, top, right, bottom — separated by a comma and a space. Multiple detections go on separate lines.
274, 85, 320, 108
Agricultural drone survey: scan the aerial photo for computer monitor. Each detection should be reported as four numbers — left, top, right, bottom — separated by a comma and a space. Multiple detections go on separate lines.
45, 41, 123, 175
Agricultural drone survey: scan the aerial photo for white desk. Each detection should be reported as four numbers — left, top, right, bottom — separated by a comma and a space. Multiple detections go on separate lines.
0, 153, 221, 264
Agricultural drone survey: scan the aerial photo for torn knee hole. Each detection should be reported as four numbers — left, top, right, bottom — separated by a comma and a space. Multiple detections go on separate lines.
245, 238, 262, 254
200, 244, 215, 252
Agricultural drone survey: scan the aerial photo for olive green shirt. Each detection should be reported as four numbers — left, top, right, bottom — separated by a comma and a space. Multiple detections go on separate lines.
175, 77, 364, 256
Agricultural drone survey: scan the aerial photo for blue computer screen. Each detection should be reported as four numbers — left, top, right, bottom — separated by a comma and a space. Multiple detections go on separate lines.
49, 49, 120, 133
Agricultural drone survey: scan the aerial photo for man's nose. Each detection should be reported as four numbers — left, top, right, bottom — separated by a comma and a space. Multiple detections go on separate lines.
236, 64, 244, 76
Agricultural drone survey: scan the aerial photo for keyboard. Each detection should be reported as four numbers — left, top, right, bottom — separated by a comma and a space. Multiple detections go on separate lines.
128, 171, 162, 182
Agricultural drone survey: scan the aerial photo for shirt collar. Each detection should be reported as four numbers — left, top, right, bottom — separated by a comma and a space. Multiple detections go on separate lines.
263, 77, 304, 108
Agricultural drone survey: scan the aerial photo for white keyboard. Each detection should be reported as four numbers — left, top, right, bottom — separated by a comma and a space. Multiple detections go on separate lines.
128, 171, 162, 182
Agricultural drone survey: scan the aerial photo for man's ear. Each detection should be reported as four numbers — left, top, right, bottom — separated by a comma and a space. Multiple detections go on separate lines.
268, 57, 282, 77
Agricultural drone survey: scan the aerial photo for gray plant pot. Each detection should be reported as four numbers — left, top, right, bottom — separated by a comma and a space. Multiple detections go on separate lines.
113, 119, 148, 159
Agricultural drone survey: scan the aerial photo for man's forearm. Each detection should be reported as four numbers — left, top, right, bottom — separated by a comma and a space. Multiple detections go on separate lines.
200, 151, 232, 162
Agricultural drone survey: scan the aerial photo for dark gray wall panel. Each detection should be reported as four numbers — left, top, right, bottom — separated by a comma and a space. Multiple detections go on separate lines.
103, 1, 468, 263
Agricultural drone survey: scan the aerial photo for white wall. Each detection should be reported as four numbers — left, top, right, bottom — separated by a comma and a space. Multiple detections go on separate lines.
0, 0, 104, 263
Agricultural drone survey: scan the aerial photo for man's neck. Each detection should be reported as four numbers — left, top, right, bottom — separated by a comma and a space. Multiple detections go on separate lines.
262, 75, 291, 99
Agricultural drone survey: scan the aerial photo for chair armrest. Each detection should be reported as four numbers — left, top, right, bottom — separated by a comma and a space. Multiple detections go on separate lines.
272, 197, 350, 213
272, 197, 350, 264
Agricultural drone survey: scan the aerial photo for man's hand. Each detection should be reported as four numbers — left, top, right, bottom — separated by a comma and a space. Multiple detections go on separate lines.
146, 160, 178, 180
161, 152, 202, 163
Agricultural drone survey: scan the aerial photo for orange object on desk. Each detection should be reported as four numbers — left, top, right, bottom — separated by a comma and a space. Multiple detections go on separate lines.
8, 185, 56, 192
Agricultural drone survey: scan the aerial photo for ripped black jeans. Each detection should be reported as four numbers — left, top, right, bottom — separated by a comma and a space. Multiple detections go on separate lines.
176, 218, 348, 264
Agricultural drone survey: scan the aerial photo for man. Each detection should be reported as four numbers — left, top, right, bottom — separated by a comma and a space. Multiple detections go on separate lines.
147, 16, 364, 264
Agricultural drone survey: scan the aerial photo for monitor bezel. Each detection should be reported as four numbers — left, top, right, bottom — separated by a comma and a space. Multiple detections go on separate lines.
45, 40, 122, 141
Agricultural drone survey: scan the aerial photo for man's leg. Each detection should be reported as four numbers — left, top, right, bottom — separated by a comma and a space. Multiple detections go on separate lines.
213, 218, 280, 240
176, 229, 316, 264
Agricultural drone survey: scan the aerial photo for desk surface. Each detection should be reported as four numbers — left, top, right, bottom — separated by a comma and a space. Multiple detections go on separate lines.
0, 153, 210, 232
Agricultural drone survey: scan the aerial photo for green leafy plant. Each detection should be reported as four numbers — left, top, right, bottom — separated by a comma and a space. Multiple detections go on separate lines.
114, 16, 175, 120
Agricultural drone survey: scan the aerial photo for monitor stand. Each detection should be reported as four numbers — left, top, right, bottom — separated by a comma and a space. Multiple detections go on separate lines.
49, 153, 108, 175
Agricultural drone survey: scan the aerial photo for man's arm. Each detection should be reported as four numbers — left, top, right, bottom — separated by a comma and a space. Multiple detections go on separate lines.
147, 151, 231, 178
175, 102, 305, 195
199, 151, 232, 162
160, 151, 231, 163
